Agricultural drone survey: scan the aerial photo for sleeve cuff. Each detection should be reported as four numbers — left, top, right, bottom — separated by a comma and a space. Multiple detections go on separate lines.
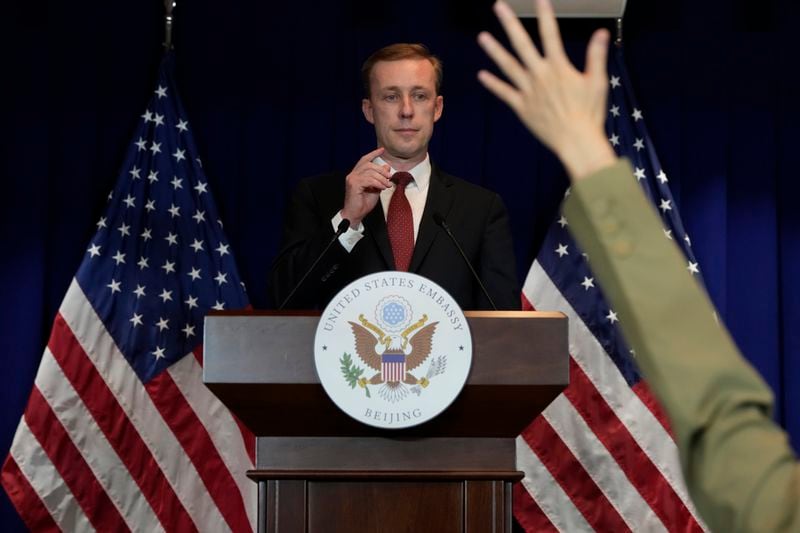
332, 211, 365, 253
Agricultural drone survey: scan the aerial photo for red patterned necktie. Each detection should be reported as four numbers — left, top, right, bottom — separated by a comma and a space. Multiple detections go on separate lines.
387, 171, 414, 271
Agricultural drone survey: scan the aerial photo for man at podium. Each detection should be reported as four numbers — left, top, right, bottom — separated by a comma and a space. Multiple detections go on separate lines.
270, 43, 519, 311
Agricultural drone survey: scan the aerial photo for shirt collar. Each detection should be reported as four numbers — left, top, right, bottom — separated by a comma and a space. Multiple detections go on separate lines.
374, 154, 431, 190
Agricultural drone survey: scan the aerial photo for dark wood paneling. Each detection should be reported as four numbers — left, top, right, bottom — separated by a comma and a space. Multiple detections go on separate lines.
265, 480, 306, 533
464, 480, 507, 533
254, 437, 516, 472
307, 481, 463, 533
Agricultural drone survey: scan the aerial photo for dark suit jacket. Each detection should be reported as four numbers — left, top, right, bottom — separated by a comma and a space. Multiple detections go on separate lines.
270, 164, 519, 310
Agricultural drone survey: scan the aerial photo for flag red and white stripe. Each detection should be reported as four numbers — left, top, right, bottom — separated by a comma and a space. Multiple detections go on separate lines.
514, 47, 708, 532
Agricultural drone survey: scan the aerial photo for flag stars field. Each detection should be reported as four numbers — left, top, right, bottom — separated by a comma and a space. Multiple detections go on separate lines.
130, 313, 143, 327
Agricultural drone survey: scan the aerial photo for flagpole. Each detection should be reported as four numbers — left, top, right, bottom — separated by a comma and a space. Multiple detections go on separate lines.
615, 17, 623, 47
163, 0, 176, 50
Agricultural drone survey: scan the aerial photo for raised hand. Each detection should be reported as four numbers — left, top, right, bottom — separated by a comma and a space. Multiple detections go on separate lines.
477, 0, 617, 181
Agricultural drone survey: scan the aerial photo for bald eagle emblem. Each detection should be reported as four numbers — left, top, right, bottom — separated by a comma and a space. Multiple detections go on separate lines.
345, 296, 447, 402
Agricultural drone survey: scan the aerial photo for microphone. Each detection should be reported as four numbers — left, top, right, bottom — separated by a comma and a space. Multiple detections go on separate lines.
278, 218, 351, 310
433, 212, 497, 311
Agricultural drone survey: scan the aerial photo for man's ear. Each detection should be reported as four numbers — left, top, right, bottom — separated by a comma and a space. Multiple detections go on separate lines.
362, 98, 375, 124
433, 95, 444, 123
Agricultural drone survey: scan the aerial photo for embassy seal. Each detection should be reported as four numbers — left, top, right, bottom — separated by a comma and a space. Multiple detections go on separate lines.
314, 272, 473, 429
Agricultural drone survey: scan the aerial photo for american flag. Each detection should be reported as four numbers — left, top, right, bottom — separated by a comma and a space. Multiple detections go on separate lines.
514, 47, 707, 531
1, 52, 256, 532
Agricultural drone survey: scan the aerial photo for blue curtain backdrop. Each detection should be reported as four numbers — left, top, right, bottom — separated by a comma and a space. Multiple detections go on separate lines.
2, 0, 798, 529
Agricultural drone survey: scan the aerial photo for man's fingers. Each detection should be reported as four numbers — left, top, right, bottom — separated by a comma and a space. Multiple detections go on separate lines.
477, 31, 531, 91
361, 173, 393, 190
358, 146, 386, 165
493, 1, 542, 71
364, 163, 392, 181
534, 0, 567, 62
585, 28, 610, 89
351, 166, 392, 188
477, 70, 523, 114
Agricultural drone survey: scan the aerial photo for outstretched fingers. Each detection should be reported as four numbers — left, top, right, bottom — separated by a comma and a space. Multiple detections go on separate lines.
477, 31, 530, 93
477, 68, 523, 113
585, 29, 611, 91
493, 1, 543, 71
533, 0, 567, 62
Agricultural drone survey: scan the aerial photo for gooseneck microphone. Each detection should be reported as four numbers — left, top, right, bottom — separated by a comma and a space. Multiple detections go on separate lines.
433, 212, 498, 311
278, 218, 351, 310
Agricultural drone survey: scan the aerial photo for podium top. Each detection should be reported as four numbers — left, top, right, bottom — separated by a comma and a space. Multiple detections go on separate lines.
204, 311, 568, 438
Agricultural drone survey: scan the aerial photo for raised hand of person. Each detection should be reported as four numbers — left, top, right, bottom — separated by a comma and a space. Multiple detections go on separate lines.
477, 0, 617, 181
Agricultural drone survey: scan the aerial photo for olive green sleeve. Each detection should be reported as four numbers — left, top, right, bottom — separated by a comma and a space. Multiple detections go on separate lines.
563, 159, 799, 533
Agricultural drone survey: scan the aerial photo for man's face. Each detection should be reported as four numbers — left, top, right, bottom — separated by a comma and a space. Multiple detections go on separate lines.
362, 58, 443, 165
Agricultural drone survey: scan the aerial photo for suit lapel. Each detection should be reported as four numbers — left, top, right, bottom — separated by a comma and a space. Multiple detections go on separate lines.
409, 165, 455, 273
363, 203, 395, 269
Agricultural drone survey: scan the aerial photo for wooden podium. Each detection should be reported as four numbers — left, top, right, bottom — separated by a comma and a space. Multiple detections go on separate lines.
204, 311, 567, 533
